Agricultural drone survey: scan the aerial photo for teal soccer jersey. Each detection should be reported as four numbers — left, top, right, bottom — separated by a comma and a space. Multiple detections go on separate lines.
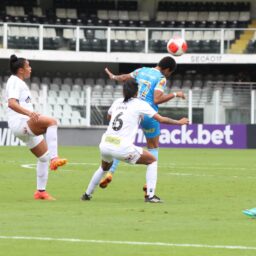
131, 67, 166, 111
130, 67, 167, 138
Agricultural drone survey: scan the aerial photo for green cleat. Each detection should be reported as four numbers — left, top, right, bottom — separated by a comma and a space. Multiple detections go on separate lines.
243, 208, 256, 218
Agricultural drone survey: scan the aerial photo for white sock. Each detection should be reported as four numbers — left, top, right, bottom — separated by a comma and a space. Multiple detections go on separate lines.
45, 125, 58, 159
146, 161, 157, 198
36, 151, 50, 190
86, 166, 105, 195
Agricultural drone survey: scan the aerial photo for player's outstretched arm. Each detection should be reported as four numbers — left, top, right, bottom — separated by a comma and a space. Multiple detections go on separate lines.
153, 113, 189, 125
105, 67, 132, 82
154, 90, 186, 105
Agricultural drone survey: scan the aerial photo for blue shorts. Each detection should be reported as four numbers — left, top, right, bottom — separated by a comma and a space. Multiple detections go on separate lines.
140, 115, 160, 139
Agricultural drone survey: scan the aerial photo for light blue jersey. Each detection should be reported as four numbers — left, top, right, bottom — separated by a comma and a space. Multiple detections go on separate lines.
130, 67, 167, 111
130, 67, 167, 139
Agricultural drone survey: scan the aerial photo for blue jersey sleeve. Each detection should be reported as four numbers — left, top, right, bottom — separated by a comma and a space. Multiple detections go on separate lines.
130, 68, 142, 79
155, 77, 166, 92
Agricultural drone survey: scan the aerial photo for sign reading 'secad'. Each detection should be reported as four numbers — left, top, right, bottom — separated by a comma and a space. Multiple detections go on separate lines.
136, 124, 249, 149
0, 122, 25, 146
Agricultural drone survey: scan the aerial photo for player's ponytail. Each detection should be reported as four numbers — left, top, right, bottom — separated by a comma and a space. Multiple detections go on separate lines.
10, 54, 26, 75
123, 79, 138, 102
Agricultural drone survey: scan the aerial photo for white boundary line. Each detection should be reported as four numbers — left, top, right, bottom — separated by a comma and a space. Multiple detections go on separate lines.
20, 162, 251, 171
20, 163, 97, 170
0, 235, 256, 251
20, 162, 256, 179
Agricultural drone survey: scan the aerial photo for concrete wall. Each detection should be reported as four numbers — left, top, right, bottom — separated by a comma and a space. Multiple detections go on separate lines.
58, 126, 105, 146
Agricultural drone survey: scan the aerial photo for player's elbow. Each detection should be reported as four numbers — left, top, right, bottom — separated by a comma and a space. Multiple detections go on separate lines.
153, 113, 163, 123
8, 99, 17, 109
158, 116, 165, 123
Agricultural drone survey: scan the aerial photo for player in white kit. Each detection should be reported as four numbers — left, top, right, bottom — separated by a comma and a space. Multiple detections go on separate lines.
5, 55, 67, 200
81, 79, 189, 203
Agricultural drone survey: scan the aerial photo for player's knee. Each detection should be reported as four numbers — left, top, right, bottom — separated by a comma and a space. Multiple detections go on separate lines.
148, 158, 156, 165
38, 151, 50, 162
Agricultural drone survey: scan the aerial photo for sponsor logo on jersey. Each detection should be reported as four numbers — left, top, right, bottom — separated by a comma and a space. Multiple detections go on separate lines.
156, 78, 166, 90
105, 135, 121, 145
23, 127, 28, 135
25, 96, 31, 103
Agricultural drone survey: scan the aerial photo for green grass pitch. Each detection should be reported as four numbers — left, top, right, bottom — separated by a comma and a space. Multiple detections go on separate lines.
0, 146, 256, 256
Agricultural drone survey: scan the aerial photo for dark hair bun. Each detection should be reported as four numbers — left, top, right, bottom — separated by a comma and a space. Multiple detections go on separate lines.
10, 54, 18, 63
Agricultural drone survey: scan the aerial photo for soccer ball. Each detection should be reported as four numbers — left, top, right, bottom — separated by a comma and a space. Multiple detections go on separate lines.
167, 37, 188, 56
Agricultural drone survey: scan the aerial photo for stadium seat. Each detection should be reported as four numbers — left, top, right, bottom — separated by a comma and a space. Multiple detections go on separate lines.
80, 38, 92, 51
59, 90, 69, 99
106, 79, 116, 86
48, 96, 57, 105
67, 9, 77, 19
108, 10, 119, 21
97, 10, 108, 20
41, 77, 51, 85
57, 97, 66, 105
48, 90, 58, 98
31, 83, 40, 91
50, 83, 60, 91
31, 76, 41, 84
67, 97, 78, 106
56, 8, 66, 19
61, 117, 71, 125
104, 85, 114, 93
74, 78, 84, 86
118, 10, 129, 21
85, 78, 94, 85
70, 118, 81, 125
111, 39, 123, 52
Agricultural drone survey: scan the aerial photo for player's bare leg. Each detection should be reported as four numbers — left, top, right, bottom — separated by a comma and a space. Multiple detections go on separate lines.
27, 116, 67, 171
81, 160, 113, 200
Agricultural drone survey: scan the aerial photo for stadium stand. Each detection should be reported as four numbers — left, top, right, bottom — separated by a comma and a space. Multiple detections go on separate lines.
0, 0, 254, 53
0, 0, 250, 28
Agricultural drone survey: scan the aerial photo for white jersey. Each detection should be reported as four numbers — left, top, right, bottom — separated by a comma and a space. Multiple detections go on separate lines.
5, 75, 33, 123
103, 97, 157, 147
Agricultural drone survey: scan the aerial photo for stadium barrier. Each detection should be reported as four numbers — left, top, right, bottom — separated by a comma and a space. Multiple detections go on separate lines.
136, 124, 256, 149
1, 121, 256, 148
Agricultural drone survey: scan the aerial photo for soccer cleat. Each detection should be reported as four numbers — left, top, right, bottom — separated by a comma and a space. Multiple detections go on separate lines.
81, 193, 91, 201
99, 172, 113, 189
145, 195, 163, 203
34, 190, 56, 200
243, 208, 256, 218
50, 157, 67, 171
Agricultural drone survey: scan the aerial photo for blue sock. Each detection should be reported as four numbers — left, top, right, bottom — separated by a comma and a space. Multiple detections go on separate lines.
148, 148, 159, 160
109, 159, 120, 173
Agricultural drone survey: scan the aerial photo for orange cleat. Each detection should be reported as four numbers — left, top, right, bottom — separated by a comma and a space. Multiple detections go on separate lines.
50, 157, 67, 171
34, 190, 56, 200
99, 172, 113, 189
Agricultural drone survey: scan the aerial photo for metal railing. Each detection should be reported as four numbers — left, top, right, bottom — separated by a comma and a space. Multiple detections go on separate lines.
1, 81, 256, 125
0, 22, 255, 54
